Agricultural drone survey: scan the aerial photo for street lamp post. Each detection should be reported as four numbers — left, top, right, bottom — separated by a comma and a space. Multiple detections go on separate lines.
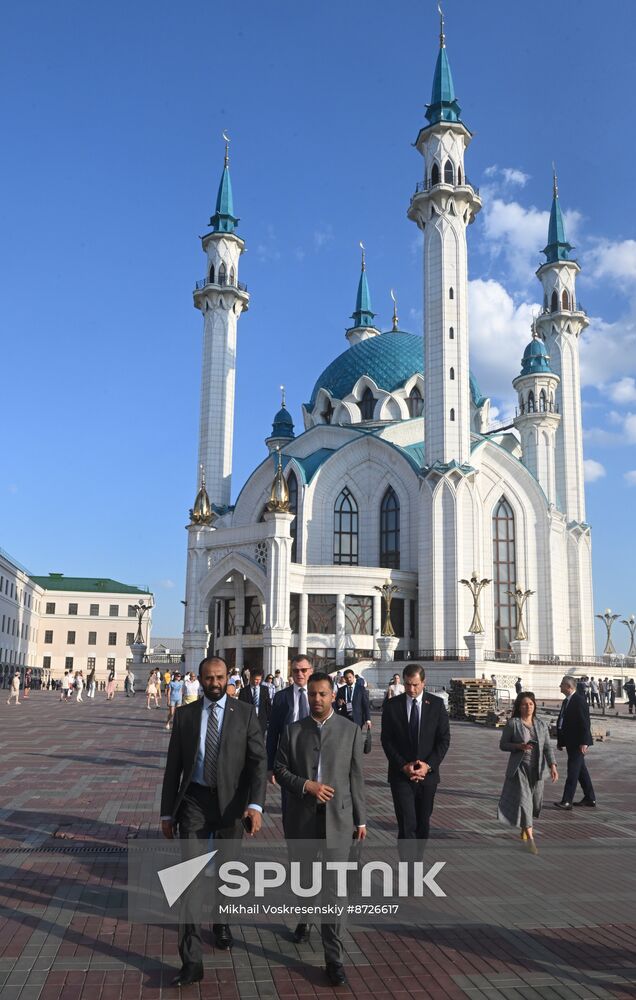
132, 601, 153, 647
595, 608, 620, 657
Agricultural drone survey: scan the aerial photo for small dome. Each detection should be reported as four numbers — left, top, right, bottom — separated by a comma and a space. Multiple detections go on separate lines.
520, 336, 553, 376
271, 405, 295, 439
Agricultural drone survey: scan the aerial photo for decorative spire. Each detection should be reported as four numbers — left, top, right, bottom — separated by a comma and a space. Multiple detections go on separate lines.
280, 384, 286, 408
190, 465, 214, 525
390, 289, 399, 331
209, 132, 239, 234
350, 243, 376, 328
542, 165, 573, 264
266, 448, 290, 512
425, 7, 462, 126
269, 385, 295, 442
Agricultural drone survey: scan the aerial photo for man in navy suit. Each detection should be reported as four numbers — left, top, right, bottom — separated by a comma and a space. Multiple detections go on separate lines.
554, 674, 596, 810
336, 668, 371, 730
266, 655, 313, 780
238, 665, 272, 734
381, 664, 450, 860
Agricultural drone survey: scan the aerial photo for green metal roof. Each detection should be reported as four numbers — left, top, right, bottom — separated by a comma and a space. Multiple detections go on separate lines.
543, 185, 572, 264
425, 43, 462, 126
308, 330, 486, 409
30, 574, 149, 595
349, 267, 375, 329
519, 337, 554, 376
210, 160, 239, 234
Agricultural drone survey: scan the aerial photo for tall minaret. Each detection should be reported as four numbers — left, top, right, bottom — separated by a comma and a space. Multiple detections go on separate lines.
407, 8, 481, 468
512, 327, 561, 506
534, 172, 588, 523
192, 137, 249, 509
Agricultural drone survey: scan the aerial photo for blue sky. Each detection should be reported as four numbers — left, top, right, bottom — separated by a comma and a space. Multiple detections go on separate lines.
1, 0, 635, 647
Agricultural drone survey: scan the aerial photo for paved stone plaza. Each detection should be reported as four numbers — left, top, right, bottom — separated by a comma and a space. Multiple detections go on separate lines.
0, 693, 635, 1000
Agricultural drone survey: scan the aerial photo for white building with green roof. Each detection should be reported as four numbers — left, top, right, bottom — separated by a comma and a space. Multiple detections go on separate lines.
181, 14, 594, 694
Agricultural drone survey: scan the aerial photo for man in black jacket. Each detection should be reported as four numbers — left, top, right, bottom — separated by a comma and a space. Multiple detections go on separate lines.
554, 674, 596, 810
336, 668, 371, 729
238, 665, 272, 734
160, 656, 266, 985
380, 664, 450, 860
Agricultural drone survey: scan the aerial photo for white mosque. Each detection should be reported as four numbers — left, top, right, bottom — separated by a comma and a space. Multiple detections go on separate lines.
181, 16, 594, 691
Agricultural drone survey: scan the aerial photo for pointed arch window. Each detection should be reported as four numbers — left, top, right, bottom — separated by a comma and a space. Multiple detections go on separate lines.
431, 162, 440, 186
444, 159, 454, 184
380, 486, 400, 569
450, 408, 455, 421
218, 261, 227, 286
449, 326, 454, 339
539, 389, 547, 412
457, 165, 463, 185
407, 385, 423, 418
334, 488, 358, 566
449, 367, 455, 380
287, 470, 298, 562
449, 287, 454, 300
492, 497, 517, 652
561, 289, 569, 310
359, 387, 375, 420
230, 266, 236, 286
550, 290, 558, 312
527, 391, 535, 413
208, 264, 215, 284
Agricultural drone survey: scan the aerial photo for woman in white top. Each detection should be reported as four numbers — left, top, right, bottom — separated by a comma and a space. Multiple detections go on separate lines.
183, 672, 201, 705
146, 670, 160, 709
75, 672, 84, 703
386, 673, 405, 699
7, 673, 20, 705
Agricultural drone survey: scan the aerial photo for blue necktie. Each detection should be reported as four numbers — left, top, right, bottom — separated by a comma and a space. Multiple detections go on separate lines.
298, 688, 309, 719
409, 698, 420, 754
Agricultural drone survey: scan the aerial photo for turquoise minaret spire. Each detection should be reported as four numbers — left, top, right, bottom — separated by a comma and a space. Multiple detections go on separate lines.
425, 5, 462, 126
543, 169, 573, 263
209, 136, 239, 233
350, 243, 376, 328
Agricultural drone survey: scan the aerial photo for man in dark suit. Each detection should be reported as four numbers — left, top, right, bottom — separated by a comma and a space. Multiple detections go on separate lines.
554, 674, 596, 810
238, 664, 272, 734
160, 656, 267, 986
381, 664, 450, 860
336, 668, 371, 730
274, 671, 366, 988
266, 655, 313, 780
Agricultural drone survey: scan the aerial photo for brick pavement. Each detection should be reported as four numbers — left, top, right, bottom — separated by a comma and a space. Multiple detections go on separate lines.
0, 693, 635, 1000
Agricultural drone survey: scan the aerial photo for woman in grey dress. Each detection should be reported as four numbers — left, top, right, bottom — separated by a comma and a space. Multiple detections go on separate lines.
497, 692, 558, 853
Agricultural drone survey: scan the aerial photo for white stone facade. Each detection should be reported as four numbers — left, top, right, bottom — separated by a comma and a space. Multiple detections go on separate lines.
0, 548, 41, 680
183, 38, 597, 678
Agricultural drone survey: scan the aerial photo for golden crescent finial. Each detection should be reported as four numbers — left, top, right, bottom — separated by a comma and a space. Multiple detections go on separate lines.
390, 289, 399, 331
437, 2, 445, 47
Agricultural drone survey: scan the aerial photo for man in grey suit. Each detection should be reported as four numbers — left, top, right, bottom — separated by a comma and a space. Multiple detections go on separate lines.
274, 671, 367, 988
160, 656, 266, 986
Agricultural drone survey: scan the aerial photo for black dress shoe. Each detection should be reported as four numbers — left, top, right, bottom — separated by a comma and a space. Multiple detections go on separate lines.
326, 963, 347, 986
553, 801, 572, 810
292, 922, 311, 943
573, 798, 597, 807
212, 923, 233, 949
171, 963, 203, 986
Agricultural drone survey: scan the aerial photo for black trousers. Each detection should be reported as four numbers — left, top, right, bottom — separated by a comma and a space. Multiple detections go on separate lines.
562, 747, 596, 804
176, 783, 243, 968
389, 777, 438, 861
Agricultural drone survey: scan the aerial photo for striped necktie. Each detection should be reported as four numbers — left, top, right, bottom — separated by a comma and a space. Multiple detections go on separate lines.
203, 703, 220, 787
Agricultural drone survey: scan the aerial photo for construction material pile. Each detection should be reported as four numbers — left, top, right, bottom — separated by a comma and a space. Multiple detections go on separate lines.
449, 678, 496, 722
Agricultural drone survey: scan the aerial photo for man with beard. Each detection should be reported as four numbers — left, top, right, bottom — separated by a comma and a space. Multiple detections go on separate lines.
160, 656, 266, 985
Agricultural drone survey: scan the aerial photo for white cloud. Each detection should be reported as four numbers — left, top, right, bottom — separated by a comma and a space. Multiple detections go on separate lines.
484, 165, 530, 187
313, 225, 334, 251
468, 278, 539, 401
583, 459, 606, 482
624, 413, 636, 442
583, 426, 623, 446
607, 377, 636, 405
585, 239, 636, 283
159, 579, 176, 589
624, 470, 636, 486
579, 312, 636, 389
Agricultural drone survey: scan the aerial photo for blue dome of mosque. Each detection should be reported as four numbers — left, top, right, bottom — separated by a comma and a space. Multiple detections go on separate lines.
520, 336, 553, 377
271, 405, 295, 439
308, 331, 486, 409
